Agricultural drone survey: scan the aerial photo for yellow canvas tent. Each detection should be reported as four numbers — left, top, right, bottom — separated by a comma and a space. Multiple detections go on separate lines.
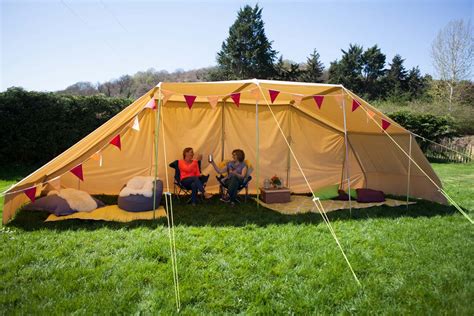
2, 79, 446, 224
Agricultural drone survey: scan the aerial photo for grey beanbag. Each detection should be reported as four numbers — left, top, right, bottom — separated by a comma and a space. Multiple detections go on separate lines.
118, 180, 163, 212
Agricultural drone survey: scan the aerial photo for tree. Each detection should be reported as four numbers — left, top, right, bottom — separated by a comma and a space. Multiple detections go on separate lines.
211, 4, 278, 80
361, 45, 386, 99
299, 49, 324, 83
431, 19, 474, 108
405, 67, 427, 99
273, 56, 301, 81
60, 82, 98, 96
328, 44, 364, 94
386, 54, 407, 93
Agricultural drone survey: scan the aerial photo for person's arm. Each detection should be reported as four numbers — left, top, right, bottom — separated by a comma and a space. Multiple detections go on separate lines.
211, 161, 227, 174
193, 160, 201, 177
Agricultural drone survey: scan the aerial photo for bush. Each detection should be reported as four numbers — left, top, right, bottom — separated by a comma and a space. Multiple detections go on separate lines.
389, 111, 458, 151
0, 87, 131, 166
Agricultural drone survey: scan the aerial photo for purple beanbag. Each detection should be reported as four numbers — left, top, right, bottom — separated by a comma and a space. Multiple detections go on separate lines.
356, 188, 385, 203
333, 190, 350, 201
23, 195, 105, 216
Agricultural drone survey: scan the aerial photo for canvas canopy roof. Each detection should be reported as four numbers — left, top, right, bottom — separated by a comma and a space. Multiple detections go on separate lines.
2, 79, 446, 224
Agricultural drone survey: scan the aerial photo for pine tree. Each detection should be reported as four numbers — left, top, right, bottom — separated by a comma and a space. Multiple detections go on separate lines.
211, 5, 277, 80
362, 45, 386, 99
274, 56, 301, 81
406, 66, 427, 99
386, 54, 407, 93
328, 44, 364, 92
300, 49, 325, 83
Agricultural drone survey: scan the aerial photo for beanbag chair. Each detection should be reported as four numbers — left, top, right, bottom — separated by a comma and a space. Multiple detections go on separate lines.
23, 189, 105, 216
118, 176, 163, 212
356, 188, 385, 203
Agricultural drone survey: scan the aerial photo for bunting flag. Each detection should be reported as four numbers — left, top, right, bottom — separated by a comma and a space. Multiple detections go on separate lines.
70, 164, 84, 181
292, 94, 303, 107
24, 186, 37, 203
250, 88, 261, 101
90, 152, 101, 161
109, 134, 121, 150
230, 93, 241, 107
184, 95, 196, 109
269, 90, 280, 104
90, 152, 102, 166
145, 97, 156, 110
352, 99, 361, 112
382, 119, 391, 131
207, 96, 219, 109
367, 110, 375, 119
132, 116, 140, 131
161, 90, 174, 105
49, 177, 61, 191
313, 95, 324, 109
334, 94, 343, 107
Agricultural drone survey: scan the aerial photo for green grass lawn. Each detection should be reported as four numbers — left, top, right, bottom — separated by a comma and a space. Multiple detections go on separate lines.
0, 163, 473, 314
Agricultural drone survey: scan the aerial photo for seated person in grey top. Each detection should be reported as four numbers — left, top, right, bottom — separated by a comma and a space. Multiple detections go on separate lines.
210, 149, 248, 204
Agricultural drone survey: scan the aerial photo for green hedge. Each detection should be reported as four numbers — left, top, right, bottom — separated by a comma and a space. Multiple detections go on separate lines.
388, 111, 458, 151
0, 88, 131, 166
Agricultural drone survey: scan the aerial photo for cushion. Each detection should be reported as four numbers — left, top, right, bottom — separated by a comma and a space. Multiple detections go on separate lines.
120, 176, 158, 197
313, 184, 339, 200
23, 193, 105, 216
349, 188, 357, 199
356, 188, 385, 203
23, 195, 77, 216
48, 188, 98, 212
118, 180, 163, 212
333, 189, 349, 201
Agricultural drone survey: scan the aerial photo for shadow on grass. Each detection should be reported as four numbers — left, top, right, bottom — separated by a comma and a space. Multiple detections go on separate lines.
7, 194, 461, 232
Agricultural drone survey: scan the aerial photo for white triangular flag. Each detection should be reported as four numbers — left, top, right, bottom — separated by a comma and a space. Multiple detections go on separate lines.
132, 116, 140, 131
50, 177, 61, 190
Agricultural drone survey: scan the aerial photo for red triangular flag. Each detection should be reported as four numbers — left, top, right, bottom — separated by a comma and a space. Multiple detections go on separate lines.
109, 134, 121, 150
184, 95, 196, 109
269, 90, 280, 104
230, 93, 240, 107
70, 164, 84, 181
145, 98, 156, 110
313, 95, 324, 109
352, 99, 361, 112
24, 187, 36, 203
382, 119, 391, 131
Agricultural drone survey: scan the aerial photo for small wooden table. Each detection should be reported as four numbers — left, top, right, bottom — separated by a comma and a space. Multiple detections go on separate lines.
259, 187, 291, 204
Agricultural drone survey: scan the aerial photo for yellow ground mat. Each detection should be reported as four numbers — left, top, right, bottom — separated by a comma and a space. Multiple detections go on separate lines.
255, 195, 415, 215
45, 205, 166, 222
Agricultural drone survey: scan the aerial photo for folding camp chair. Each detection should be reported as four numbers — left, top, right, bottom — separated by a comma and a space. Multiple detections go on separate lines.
168, 160, 209, 203
215, 160, 253, 203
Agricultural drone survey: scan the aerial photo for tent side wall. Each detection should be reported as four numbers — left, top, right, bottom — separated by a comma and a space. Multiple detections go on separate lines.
348, 134, 447, 204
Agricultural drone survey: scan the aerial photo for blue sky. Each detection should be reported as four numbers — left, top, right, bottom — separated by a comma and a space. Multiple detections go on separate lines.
1, 0, 472, 91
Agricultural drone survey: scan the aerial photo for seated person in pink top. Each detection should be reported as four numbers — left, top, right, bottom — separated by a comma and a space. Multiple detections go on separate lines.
179, 147, 212, 205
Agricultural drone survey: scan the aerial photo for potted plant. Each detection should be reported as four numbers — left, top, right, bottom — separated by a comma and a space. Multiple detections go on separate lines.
270, 175, 282, 189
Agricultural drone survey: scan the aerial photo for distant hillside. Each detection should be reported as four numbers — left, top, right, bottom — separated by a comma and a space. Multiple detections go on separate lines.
57, 67, 215, 99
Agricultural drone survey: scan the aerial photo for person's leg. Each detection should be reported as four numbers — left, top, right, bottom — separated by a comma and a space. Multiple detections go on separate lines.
193, 177, 204, 193
227, 175, 243, 202
181, 177, 198, 204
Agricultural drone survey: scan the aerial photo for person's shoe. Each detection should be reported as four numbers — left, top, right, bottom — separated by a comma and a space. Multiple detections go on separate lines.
191, 202, 197, 207
220, 196, 230, 203
204, 192, 213, 199
230, 201, 236, 207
